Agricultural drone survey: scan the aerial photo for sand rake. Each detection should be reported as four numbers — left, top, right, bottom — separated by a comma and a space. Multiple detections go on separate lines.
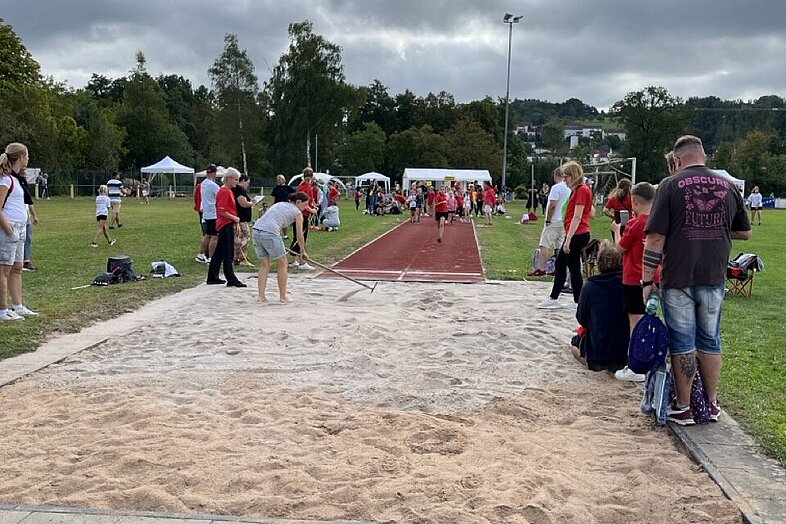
286, 248, 378, 301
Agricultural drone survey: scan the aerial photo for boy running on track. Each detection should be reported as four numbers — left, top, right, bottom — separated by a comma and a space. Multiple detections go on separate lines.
434, 186, 449, 243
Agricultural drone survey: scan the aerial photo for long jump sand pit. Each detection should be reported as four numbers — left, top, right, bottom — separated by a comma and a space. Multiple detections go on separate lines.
0, 278, 739, 523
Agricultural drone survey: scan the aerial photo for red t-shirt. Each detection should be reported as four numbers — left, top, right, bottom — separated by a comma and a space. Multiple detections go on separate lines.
193, 182, 202, 212
215, 186, 238, 231
604, 194, 632, 213
483, 187, 496, 206
619, 213, 648, 285
427, 190, 436, 205
328, 185, 340, 205
296, 181, 316, 217
564, 184, 593, 235
434, 192, 448, 212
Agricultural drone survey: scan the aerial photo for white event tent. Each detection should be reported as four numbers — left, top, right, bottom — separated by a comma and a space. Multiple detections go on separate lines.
402, 168, 492, 190
354, 172, 390, 192
287, 172, 347, 190
141, 156, 195, 191
713, 169, 745, 195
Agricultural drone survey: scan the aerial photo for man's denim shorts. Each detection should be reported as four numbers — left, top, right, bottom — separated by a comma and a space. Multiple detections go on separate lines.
661, 285, 725, 355
253, 229, 286, 260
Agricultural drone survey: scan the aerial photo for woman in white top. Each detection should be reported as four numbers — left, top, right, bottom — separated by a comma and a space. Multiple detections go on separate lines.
0, 143, 37, 320
748, 185, 763, 226
252, 191, 310, 303
92, 185, 117, 247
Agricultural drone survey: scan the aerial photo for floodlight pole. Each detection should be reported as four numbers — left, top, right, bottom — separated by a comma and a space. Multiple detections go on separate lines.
501, 14, 522, 196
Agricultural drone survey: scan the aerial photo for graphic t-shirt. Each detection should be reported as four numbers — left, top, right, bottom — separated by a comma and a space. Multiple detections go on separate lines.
619, 213, 648, 285
563, 184, 593, 235
749, 192, 763, 208
95, 195, 111, 216
645, 165, 751, 288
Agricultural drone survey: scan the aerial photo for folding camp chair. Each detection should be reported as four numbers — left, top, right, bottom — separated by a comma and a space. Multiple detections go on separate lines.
581, 238, 601, 277
726, 253, 763, 298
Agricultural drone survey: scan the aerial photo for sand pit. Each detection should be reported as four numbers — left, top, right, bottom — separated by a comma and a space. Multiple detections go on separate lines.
0, 277, 740, 523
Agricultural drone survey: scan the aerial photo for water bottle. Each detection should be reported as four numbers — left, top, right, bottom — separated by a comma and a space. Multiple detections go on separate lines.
646, 293, 660, 315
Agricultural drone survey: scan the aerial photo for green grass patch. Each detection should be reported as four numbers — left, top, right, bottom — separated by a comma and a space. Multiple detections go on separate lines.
6, 197, 786, 465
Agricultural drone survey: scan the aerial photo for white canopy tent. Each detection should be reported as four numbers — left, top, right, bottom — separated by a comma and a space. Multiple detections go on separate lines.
402, 168, 492, 190
713, 169, 745, 196
141, 156, 195, 192
354, 172, 390, 192
194, 166, 227, 185
287, 172, 347, 190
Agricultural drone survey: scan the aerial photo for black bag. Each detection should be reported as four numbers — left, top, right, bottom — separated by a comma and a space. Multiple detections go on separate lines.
106, 255, 137, 282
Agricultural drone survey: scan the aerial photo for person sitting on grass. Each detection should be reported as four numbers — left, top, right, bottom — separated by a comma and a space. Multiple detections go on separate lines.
570, 242, 629, 372
92, 185, 117, 248
252, 191, 310, 303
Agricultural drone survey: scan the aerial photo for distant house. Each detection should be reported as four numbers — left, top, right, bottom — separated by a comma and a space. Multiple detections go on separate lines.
563, 124, 603, 139
606, 128, 627, 141
515, 123, 540, 141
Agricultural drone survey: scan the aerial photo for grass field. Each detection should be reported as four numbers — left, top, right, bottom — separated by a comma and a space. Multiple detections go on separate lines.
4, 196, 785, 465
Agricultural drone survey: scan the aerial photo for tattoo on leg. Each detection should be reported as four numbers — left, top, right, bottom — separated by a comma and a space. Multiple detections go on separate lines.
678, 353, 697, 379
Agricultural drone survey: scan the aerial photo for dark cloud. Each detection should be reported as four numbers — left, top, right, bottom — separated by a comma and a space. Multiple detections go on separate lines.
3, 0, 785, 108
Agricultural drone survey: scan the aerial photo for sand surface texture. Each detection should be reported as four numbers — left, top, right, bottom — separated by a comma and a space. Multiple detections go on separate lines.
0, 278, 740, 523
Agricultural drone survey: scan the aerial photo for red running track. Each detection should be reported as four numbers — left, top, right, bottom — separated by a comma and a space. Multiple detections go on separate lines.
319, 218, 485, 283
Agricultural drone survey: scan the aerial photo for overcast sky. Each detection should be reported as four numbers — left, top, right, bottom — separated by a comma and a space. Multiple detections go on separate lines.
4, 0, 786, 110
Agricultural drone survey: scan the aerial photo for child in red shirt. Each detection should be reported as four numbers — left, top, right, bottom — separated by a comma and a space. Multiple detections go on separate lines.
611, 181, 656, 382
434, 186, 449, 243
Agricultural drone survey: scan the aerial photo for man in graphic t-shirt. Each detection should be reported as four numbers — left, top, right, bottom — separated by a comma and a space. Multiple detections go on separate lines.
529, 167, 571, 276
642, 135, 750, 426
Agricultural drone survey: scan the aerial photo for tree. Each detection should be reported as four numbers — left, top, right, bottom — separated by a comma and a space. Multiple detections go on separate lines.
459, 97, 503, 143
443, 117, 502, 173
208, 33, 259, 175
542, 118, 565, 152
347, 80, 396, 136
611, 86, 693, 181
0, 18, 40, 85
264, 20, 350, 175
117, 51, 192, 168
386, 125, 447, 181
338, 122, 386, 175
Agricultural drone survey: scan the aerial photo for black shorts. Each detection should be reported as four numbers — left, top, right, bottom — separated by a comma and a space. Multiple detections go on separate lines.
435, 211, 449, 222
204, 218, 217, 236
96, 214, 108, 222
622, 284, 646, 315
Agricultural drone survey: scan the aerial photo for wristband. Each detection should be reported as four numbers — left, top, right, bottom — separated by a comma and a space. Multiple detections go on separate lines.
640, 280, 654, 287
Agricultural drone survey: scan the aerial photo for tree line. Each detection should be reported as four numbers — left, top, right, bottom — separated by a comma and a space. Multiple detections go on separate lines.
1, 18, 785, 195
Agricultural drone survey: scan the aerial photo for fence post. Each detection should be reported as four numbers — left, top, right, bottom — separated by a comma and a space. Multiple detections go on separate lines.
69, 184, 75, 199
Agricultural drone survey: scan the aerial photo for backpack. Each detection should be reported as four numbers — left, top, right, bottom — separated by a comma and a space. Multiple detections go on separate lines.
628, 296, 669, 374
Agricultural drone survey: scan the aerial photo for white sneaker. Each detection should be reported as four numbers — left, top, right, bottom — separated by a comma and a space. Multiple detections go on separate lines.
615, 366, 646, 383
562, 301, 577, 311
289, 261, 300, 269
195, 254, 207, 263
12, 304, 39, 317
299, 263, 315, 271
0, 309, 23, 321
536, 298, 561, 309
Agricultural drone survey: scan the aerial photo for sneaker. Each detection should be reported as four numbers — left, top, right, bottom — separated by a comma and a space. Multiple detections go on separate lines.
0, 309, 23, 321
614, 366, 646, 383
562, 301, 577, 311
195, 254, 207, 263
91, 242, 98, 248
299, 262, 315, 271
22, 262, 37, 271
536, 298, 562, 310
12, 304, 39, 317
667, 404, 696, 426
289, 261, 300, 269
527, 269, 546, 277
108, 239, 116, 246
283, 235, 289, 239
709, 401, 721, 422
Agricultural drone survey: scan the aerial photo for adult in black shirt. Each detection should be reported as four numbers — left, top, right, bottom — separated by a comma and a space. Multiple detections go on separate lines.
270, 174, 295, 238
231, 174, 255, 266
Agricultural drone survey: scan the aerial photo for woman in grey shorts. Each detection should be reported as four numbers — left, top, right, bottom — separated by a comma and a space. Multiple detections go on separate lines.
252, 191, 310, 303
0, 143, 38, 321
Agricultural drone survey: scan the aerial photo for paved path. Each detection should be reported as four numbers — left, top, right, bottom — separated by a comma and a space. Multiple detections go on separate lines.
1, 281, 784, 523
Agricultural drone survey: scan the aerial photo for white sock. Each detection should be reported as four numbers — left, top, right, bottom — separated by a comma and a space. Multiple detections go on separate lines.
13, 304, 22, 309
